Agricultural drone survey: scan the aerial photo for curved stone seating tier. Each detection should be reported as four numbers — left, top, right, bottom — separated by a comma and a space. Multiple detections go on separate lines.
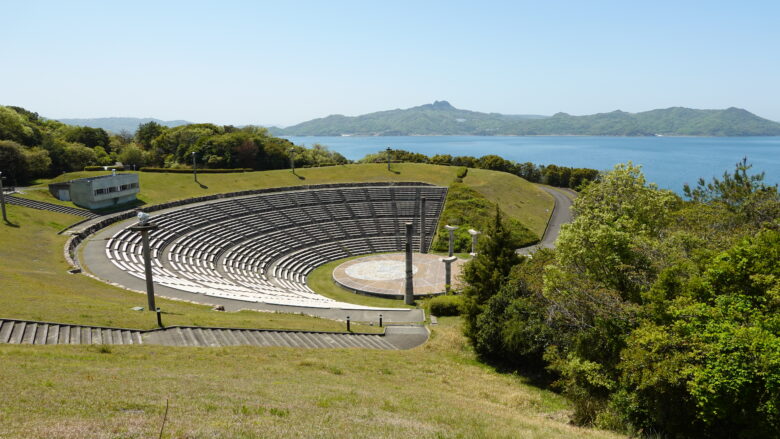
104, 184, 446, 309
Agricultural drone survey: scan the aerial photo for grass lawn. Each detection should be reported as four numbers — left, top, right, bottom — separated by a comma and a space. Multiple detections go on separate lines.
0, 317, 623, 439
0, 205, 372, 332
38, 163, 553, 238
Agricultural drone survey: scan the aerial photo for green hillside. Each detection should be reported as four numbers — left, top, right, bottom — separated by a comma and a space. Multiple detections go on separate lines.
272, 101, 780, 136
270, 101, 546, 136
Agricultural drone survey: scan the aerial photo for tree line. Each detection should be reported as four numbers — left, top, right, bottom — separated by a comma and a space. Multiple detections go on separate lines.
360, 149, 599, 189
459, 159, 780, 437
0, 105, 347, 185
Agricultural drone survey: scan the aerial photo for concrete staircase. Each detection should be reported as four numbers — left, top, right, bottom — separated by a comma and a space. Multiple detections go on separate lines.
6, 195, 101, 218
5, 195, 100, 219
0, 318, 414, 350
0, 319, 143, 345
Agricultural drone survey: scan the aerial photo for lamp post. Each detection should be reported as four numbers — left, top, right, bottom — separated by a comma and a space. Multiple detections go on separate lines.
386, 147, 391, 170
468, 229, 481, 256
444, 225, 458, 257
289, 147, 295, 173
419, 197, 427, 253
0, 172, 7, 223
129, 212, 159, 315
192, 152, 197, 182
404, 222, 414, 305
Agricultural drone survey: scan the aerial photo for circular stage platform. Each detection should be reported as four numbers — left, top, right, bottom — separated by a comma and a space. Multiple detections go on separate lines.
332, 253, 466, 299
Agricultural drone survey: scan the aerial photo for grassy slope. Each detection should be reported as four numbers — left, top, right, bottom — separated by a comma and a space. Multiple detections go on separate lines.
39, 163, 553, 238
0, 205, 370, 332
0, 318, 622, 439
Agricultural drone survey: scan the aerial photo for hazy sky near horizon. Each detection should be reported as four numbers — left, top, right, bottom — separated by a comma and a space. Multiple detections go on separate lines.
2, 0, 778, 126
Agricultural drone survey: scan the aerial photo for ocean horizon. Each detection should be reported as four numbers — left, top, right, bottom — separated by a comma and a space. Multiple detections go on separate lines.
286, 135, 780, 193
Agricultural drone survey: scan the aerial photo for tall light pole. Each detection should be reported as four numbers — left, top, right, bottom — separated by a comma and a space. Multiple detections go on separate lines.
404, 222, 415, 305
130, 212, 159, 315
386, 147, 392, 170
289, 147, 295, 173
192, 151, 197, 182
0, 171, 7, 223
419, 197, 427, 253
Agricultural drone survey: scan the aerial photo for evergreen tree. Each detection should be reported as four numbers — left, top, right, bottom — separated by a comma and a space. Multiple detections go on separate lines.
461, 206, 522, 334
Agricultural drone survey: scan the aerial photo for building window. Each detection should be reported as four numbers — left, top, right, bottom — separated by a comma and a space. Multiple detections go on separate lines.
94, 188, 107, 196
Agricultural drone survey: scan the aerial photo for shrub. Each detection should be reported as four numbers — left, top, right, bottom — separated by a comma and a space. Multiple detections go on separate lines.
84, 165, 125, 171
456, 166, 468, 179
428, 295, 464, 316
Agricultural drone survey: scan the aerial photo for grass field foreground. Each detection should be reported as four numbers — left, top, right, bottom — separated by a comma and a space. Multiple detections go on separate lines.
0, 317, 622, 439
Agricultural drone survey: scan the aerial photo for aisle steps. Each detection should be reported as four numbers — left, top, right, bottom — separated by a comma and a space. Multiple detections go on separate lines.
0, 318, 398, 350
6, 195, 101, 218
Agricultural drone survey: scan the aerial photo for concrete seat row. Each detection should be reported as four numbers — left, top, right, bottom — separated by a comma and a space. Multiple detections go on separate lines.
105, 184, 446, 308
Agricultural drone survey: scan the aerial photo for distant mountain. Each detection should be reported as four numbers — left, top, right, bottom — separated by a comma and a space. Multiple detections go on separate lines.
56, 117, 192, 133
269, 101, 547, 136
271, 102, 780, 137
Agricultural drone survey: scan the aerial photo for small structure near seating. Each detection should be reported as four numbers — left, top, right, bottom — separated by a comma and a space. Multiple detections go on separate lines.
49, 172, 139, 209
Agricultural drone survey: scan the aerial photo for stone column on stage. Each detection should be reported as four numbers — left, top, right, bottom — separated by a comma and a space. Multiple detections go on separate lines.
445, 225, 458, 257
404, 222, 415, 305
468, 228, 481, 256
441, 256, 457, 294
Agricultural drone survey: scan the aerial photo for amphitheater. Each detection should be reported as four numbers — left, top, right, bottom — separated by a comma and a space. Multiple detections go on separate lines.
77, 182, 450, 323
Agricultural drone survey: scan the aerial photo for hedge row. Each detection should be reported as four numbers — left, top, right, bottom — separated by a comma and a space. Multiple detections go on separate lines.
139, 167, 252, 173
84, 166, 125, 171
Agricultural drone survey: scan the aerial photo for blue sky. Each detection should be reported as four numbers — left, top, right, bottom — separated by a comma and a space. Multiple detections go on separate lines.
1, 0, 778, 126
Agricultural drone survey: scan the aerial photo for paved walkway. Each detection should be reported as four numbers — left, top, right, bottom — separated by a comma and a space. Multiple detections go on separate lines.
517, 186, 575, 255
0, 318, 428, 350
6, 195, 101, 218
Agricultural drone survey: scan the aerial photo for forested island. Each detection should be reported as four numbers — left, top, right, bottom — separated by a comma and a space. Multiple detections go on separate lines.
270, 101, 780, 137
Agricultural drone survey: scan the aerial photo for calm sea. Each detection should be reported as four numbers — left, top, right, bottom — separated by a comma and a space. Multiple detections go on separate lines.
286, 136, 780, 193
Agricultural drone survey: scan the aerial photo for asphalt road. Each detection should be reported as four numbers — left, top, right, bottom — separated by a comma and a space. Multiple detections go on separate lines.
517, 186, 575, 255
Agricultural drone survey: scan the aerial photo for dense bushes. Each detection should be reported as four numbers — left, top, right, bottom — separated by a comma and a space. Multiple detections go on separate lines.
463, 161, 780, 437
431, 183, 536, 252
427, 295, 464, 316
